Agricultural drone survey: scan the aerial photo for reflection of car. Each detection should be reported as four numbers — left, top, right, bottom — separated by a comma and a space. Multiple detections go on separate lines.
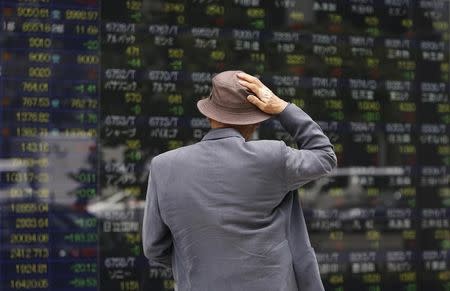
300, 167, 414, 252
87, 191, 145, 220
300, 166, 407, 209
0, 197, 122, 252
0, 159, 34, 202
0, 197, 136, 290
0, 198, 148, 291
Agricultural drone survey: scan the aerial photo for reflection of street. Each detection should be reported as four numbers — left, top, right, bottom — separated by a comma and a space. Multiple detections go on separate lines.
87, 191, 144, 220
0, 159, 35, 201
300, 166, 408, 209
0, 160, 419, 290
1, 197, 99, 247
2, 136, 97, 206
0, 196, 135, 289
301, 167, 416, 261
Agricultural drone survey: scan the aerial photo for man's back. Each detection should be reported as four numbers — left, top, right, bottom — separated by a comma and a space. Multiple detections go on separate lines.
143, 70, 336, 291
143, 103, 337, 291
151, 129, 296, 290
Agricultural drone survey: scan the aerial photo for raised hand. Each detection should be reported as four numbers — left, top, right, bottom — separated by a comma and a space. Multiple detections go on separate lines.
237, 72, 289, 115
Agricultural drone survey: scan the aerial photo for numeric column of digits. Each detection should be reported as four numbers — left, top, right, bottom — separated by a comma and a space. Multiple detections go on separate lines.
1, 0, 101, 289
377, 2, 420, 290
101, 0, 153, 290
50, 1, 100, 290
1, 1, 52, 290
185, 0, 226, 140
316, 252, 344, 291
418, 126, 450, 290
415, 1, 450, 290
421, 209, 450, 291
378, 3, 416, 125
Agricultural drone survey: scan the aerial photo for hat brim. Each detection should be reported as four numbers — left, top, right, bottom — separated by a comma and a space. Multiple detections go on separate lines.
197, 98, 272, 125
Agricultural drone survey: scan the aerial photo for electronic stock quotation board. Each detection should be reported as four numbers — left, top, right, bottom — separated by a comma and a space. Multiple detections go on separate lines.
0, 0, 450, 290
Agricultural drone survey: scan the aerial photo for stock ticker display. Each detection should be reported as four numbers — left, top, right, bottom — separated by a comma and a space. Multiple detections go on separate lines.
0, 0, 450, 290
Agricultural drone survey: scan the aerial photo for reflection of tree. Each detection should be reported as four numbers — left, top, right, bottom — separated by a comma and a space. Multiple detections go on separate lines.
98, 142, 158, 200
68, 144, 98, 209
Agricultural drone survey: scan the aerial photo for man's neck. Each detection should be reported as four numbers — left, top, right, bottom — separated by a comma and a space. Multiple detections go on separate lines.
209, 119, 256, 140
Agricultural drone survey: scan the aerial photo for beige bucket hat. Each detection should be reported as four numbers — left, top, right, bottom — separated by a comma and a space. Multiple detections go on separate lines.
197, 70, 272, 125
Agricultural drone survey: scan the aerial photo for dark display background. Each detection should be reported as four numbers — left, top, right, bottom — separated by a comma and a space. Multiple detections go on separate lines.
1, 0, 450, 290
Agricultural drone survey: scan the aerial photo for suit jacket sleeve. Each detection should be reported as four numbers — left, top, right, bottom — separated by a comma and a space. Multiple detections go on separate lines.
142, 163, 173, 268
277, 103, 337, 191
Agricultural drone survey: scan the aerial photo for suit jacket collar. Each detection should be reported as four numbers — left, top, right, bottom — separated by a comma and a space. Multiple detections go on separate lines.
201, 128, 244, 141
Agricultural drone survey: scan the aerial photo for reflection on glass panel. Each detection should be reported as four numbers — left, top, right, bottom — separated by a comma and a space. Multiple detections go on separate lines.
0, 0, 449, 290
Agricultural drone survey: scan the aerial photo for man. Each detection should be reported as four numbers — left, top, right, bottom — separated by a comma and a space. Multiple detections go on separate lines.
142, 71, 337, 291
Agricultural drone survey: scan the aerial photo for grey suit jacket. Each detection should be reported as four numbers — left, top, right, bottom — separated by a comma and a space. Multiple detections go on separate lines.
143, 103, 337, 291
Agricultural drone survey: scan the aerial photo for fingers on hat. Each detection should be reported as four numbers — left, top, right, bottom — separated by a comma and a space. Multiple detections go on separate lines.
238, 79, 258, 92
247, 95, 265, 109
237, 72, 261, 84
